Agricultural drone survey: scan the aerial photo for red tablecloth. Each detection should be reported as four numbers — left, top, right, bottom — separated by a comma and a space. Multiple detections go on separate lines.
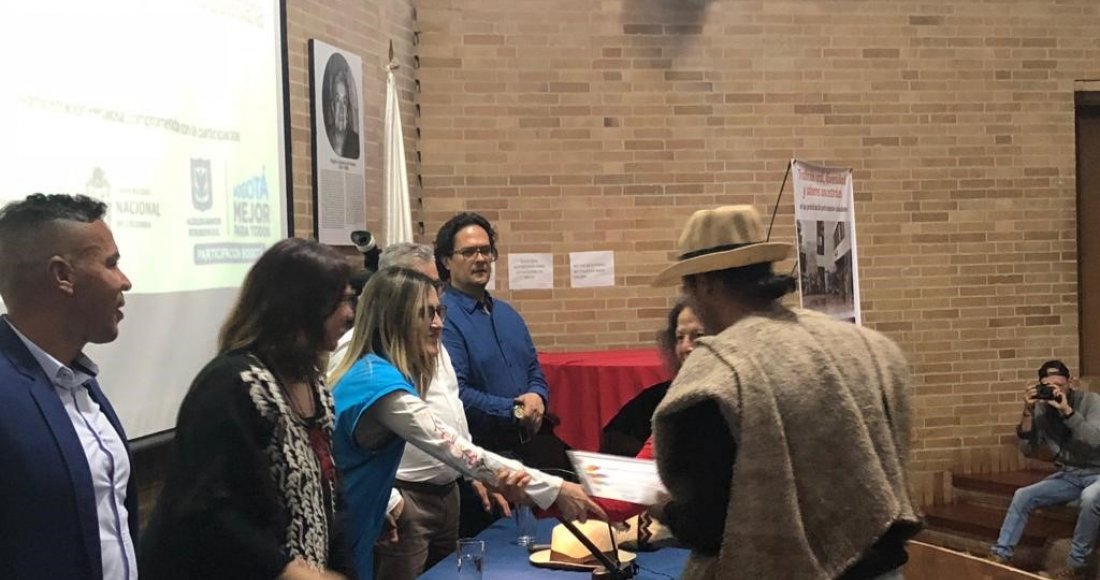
539, 348, 671, 452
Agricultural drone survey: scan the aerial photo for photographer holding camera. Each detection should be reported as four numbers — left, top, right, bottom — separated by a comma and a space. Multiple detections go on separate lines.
990, 360, 1100, 579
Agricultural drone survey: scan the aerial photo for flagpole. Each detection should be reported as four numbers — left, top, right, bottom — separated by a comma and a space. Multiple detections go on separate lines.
766, 159, 792, 242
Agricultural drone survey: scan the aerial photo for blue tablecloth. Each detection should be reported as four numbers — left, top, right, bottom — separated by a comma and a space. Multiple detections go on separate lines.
419, 517, 689, 579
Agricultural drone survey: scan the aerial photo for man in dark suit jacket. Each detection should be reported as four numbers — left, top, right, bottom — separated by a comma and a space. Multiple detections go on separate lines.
0, 193, 137, 579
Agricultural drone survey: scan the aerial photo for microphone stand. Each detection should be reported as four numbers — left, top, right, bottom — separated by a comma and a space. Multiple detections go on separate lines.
555, 518, 635, 580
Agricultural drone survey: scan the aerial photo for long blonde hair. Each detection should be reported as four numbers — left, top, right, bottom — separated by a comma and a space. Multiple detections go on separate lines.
331, 267, 437, 394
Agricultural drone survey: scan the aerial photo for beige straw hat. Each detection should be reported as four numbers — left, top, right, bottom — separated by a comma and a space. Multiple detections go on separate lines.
651, 205, 792, 287
529, 520, 637, 571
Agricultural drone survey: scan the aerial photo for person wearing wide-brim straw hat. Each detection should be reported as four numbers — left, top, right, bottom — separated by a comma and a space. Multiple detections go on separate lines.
648, 205, 921, 580
650, 204, 791, 288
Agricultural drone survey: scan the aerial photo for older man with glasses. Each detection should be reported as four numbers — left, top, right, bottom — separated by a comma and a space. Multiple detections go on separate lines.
434, 212, 576, 536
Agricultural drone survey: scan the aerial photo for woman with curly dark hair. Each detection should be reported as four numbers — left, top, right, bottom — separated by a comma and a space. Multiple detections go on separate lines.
600, 298, 704, 457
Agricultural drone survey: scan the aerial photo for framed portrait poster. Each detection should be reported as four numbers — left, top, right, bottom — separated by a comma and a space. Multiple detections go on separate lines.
308, 39, 366, 245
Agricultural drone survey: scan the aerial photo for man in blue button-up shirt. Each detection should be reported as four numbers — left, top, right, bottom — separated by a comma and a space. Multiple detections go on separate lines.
434, 212, 550, 446
434, 212, 573, 534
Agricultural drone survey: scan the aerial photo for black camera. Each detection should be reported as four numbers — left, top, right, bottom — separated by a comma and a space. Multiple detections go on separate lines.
350, 230, 381, 272
1035, 383, 1060, 401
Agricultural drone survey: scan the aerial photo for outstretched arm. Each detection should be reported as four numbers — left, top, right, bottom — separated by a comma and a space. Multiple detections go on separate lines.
361, 392, 606, 521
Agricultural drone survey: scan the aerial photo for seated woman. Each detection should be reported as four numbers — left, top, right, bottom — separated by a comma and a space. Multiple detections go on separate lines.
330, 267, 606, 580
601, 299, 704, 457
140, 238, 354, 579
539, 300, 706, 528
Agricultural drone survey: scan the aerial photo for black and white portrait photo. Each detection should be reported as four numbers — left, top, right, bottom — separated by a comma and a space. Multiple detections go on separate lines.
309, 39, 366, 244
320, 52, 361, 160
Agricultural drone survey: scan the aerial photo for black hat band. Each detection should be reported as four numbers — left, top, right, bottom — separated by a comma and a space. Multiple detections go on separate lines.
679, 241, 761, 261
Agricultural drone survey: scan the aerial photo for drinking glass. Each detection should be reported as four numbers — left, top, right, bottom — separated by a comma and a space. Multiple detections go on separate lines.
513, 504, 537, 547
457, 538, 485, 579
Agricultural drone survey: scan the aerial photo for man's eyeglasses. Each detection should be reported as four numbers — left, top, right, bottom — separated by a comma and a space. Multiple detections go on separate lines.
422, 304, 448, 322
452, 245, 497, 261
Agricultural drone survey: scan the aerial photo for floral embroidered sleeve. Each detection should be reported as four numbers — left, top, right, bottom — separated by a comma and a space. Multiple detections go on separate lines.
362, 391, 562, 509
141, 354, 292, 578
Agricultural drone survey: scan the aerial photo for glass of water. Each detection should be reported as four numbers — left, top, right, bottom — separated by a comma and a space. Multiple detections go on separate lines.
457, 538, 485, 579
513, 504, 537, 547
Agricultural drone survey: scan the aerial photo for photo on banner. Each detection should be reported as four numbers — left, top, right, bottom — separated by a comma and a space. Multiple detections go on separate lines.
791, 159, 862, 324
309, 39, 366, 245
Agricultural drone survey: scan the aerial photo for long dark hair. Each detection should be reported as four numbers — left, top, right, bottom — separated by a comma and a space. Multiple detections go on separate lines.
219, 238, 351, 383
695, 262, 797, 304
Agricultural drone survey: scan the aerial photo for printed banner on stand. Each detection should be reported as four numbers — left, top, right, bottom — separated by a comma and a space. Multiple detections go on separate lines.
791, 159, 862, 324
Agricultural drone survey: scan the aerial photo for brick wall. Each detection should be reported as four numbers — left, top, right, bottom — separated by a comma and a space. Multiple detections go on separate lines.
414, 0, 1100, 504
285, 0, 419, 242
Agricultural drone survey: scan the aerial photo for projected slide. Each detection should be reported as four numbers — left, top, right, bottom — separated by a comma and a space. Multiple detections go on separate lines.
0, 0, 289, 437
0, 0, 286, 293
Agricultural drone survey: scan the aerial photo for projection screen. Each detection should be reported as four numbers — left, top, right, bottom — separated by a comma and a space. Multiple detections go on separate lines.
0, 0, 291, 438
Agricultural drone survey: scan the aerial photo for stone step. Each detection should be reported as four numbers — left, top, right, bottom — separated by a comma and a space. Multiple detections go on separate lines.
918, 469, 1099, 577
951, 469, 1079, 523
952, 469, 1057, 496
906, 538, 1048, 578
923, 503, 1074, 548
952, 487, 1080, 524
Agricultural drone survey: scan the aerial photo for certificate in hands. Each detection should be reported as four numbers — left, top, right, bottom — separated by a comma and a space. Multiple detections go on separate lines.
567, 450, 668, 505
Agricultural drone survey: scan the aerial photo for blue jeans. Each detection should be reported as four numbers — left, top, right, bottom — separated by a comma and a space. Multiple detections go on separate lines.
991, 468, 1100, 568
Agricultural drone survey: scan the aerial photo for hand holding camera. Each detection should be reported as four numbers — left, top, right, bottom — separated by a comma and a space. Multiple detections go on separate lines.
1035, 382, 1062, 402
1024, 380, 1073, 417
1025, 382, 1062, 404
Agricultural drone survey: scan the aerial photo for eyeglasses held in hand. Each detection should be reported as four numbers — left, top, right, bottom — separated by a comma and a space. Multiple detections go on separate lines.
452, 245, 497, 261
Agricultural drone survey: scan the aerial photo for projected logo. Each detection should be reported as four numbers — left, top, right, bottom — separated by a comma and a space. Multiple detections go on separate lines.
191, 159, 213, 211
232, 170, 271, 238
86, 167, 112, 227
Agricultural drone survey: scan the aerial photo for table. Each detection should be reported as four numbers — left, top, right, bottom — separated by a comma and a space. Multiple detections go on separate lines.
419, 516, 690, 579
539, 349, 670, 452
